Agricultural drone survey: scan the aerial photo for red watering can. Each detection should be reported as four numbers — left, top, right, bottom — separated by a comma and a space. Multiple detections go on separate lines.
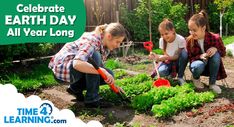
143, 41, 171, 88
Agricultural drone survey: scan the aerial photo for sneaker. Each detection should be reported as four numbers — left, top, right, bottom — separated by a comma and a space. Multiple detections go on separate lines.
178, 78, 186, 85
66, 87, 84, 102
209, 84, 222, 94
85, 100, 113, 108
191, 77, 204, 89
165, 75, 173, 79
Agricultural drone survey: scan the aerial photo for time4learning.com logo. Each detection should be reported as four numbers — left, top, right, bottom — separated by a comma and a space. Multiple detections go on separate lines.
3, 102, 67, 124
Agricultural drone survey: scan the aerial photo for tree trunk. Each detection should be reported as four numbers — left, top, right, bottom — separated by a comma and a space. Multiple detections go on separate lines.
220, 11, 223, 37
225, 23, 228, 36
148, 0, 152, 42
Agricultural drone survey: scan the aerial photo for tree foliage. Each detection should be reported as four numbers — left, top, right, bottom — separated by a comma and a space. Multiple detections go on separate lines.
120, 0, 188, 47
214, 0, 234, 13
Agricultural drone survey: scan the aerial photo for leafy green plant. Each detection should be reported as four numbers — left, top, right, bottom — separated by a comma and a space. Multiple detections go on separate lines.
104, 59, 122, 70
123, 81, 153, 98
114, 122, 125, 127
99, 80, 153, 103
151, 91, 215, 117
152, 49, 163, 55
132, 83, 194, 111
115, 73, 151, 86
99, 72, 216, 118
113, 69, 128, 79
99, 74, 152, 103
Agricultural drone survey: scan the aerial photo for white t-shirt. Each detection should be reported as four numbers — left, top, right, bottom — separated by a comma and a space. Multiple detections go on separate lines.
159, 34, 186, 56
198, 39, 205, 53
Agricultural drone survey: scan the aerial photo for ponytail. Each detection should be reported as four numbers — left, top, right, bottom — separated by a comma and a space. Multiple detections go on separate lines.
189, 10, 210, 32
94, 23, 126, 38
94, 24, 108, 35
199, 10, 210, 32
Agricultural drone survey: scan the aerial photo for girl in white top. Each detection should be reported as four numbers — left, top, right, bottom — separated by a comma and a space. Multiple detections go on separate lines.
149, 19, 188, 85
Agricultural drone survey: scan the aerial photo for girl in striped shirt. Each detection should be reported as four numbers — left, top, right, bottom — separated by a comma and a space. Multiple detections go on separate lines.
49, 23, 126, 108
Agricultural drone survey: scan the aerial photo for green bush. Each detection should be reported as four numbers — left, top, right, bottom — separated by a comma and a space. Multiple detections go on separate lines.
226, 49, 233, 57
0, 44, 28, 63
224, 3, 234, 35
0, 43, 55, 68
208, 3, 222, 33
208, 2, 234, 35
120, 0, 188, 47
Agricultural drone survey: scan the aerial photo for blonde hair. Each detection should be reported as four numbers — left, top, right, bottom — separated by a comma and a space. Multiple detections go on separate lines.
158, 18, 175, 31
94, 23, 126, 38
158, 19, 175, 52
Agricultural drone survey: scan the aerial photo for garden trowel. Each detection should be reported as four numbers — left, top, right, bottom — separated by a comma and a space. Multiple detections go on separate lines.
88, 57, 130, 103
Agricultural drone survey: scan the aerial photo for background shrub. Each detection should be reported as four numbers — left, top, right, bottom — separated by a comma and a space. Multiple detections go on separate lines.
208, 3, 234, 35
120, 0, 188, 48
0, 43, 55, 68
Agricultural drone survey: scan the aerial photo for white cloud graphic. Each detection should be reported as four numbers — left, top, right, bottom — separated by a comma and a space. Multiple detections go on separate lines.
0, 84, 103, 127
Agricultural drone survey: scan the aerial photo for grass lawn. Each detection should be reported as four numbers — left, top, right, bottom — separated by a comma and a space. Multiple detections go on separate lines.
223, 36, 234, 45
0, 63, 58, 92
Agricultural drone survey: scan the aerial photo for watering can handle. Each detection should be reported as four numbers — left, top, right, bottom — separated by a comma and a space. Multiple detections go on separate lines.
143, 41, 160, 78
153, 60, 160, 79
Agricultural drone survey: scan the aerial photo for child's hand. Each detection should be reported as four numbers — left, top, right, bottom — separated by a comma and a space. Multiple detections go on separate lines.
206, 47, 217, 57
200, 53, 208, 61
101, 68, 115, 85
117, 86, 126, 94
158, 55, 168, 61
149, 52, 159, 60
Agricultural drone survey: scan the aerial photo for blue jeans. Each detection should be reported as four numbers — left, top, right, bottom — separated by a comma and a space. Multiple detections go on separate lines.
69, 51, 114, 103
189, 52, 220, 85
158, 49, 188, 78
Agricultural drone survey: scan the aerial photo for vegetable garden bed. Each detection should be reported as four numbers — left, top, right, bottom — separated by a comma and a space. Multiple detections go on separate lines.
99, 70, 216, 118
14, 55, 234, 126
